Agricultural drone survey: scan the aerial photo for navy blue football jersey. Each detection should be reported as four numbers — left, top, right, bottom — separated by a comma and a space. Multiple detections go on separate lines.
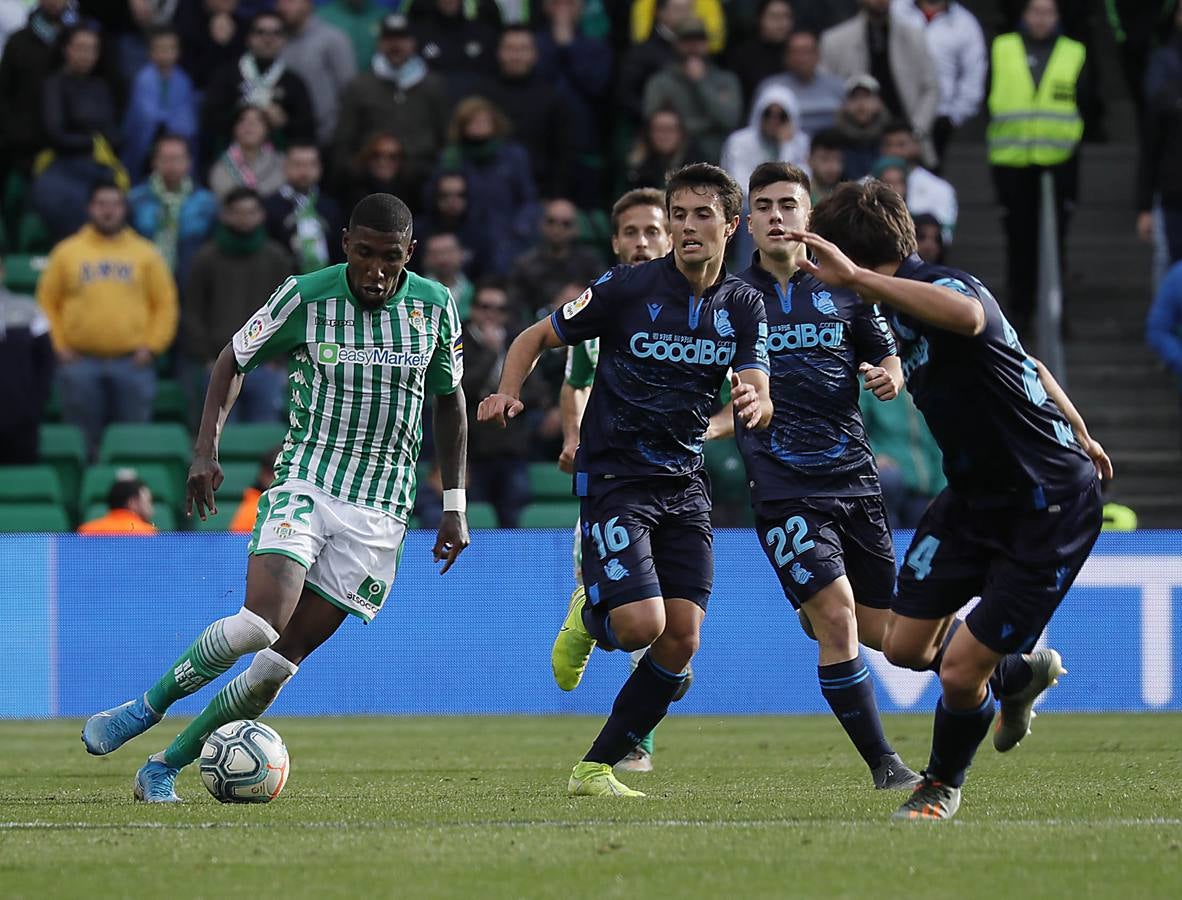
550, 254, 769, 478
889, 254, 1095, 503
735, 257, 897, 503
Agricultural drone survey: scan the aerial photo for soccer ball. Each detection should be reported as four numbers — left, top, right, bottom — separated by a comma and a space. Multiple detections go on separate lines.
199, 720, 290, 803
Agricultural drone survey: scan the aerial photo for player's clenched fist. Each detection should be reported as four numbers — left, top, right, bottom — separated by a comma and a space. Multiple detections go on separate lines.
477, 393, 525, 427
859, 362, 899, 401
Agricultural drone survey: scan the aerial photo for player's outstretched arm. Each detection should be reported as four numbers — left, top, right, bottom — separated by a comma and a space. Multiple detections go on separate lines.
433, 386, 470, 574
859, 356, 903, 401
558, 382, 589, 473
1032, 358, 1114, 481
187, 343, 244, 520
733, 370, 773, 430
477, 317, 565, 427
788, 230, 986, 337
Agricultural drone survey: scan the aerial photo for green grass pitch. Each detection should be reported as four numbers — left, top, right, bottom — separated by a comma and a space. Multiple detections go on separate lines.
2, 714, 1180, 899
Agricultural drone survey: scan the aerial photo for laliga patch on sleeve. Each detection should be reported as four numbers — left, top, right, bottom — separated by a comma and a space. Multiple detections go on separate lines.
934, 277, 973, 297
238, 310, 271, 351
563, 288, 593, 320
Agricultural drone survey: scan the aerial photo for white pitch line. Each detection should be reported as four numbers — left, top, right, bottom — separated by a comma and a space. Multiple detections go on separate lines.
1, 818, 1180, 831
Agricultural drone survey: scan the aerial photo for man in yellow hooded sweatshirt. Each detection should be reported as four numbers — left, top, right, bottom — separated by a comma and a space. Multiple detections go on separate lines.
37, 182, 179, 456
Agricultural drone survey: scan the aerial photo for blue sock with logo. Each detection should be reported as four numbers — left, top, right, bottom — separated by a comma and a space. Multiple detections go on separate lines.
926, 687, 995, 788
818, 653, 893, 766
928, 618, 1034, 697
584, 652, 686, 765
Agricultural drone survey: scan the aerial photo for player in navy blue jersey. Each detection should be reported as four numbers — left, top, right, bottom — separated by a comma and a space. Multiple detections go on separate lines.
478, 164, 773, 798
712, 162, 922, 790
796, 181, 1111, 822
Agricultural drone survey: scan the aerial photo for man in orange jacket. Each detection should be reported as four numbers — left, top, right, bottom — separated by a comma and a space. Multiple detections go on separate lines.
78, 477, 158, 535
228, 451, 277, 534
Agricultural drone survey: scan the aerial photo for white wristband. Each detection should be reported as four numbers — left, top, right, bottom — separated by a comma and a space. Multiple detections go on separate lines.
443, 489, 467, 513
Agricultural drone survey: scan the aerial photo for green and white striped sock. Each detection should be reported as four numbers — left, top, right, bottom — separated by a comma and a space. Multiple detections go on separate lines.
162, 649, 297, 768
145, 609, 279, 714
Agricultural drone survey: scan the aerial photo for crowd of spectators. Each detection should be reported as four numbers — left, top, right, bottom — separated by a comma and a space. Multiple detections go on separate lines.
2, 0, 1174, 525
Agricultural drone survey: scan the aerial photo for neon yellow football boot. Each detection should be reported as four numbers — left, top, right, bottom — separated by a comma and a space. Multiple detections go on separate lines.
552, 586, 596, 691
567, 761, 645, 797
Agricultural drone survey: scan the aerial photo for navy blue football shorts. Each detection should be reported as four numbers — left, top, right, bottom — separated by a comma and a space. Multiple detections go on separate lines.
893, 478, 1102, 655
578, 472, 714, 611
753, 494, 896, 610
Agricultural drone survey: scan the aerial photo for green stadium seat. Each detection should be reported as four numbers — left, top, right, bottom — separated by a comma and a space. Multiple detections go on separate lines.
98, 422, 191, 486
152, 378, 189, 425
42, 383, 62, 422
704, 437, 749, 499
83, 502, 177, 531
520, 503, 580, 529
466, 501, 498, 529
217, 462, 258, 500
0, 465, 63, 504
218, 423, 288, 463
2, 253, 46, 293
527, 462, 573, 502
39, 424, 86, 510
80, 463, 180, 512
0, 503, 70, 532
190, 504, 235, 532
16, 210, 51, 253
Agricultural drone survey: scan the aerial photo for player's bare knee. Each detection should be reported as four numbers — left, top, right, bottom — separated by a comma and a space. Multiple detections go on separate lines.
807, 599, 857, 654
938, 656, 988, 703
610, 613, 665, 651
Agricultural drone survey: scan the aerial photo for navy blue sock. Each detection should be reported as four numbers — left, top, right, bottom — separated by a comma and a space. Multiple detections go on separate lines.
818, 653, 892, 766
926, 687, 995, 788
584, 652, 686, 765
989, 654, 1034, 697
581, 602, 622, 651
927, 618, 1033, 697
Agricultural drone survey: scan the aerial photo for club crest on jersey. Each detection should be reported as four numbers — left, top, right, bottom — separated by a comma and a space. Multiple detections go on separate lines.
603, 559, 629, 581
274, 521, 294, 540
563, 288, 593, 320
713, 308, 735, 338
408, 308, 425, 333
790, 563, 813, 585
812, 291, 837, 315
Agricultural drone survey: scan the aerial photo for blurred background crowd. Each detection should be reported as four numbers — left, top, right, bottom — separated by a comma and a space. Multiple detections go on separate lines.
0, 0, 1179, 534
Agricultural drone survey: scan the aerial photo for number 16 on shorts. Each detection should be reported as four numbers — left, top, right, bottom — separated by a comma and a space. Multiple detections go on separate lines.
583, 516, 632, 583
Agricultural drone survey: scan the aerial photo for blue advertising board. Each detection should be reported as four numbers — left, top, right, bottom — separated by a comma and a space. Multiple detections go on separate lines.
1, 531, 1180, 717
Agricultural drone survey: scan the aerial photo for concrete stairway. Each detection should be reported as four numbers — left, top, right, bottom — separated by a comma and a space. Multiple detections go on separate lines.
933, 1, 1181, 528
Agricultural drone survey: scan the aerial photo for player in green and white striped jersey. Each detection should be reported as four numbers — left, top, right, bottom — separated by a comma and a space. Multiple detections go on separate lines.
81, 195, 471, 802
554, 189, 675, 774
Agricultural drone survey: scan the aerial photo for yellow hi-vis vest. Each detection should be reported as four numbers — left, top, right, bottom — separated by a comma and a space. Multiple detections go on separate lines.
987, 33, 1085, 167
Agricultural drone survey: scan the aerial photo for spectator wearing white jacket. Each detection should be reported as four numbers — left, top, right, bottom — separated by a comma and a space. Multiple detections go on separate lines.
721, 83, 810, 264
880, 119, 958, 242
891, 0, 987, 166
721, 83, 811, 202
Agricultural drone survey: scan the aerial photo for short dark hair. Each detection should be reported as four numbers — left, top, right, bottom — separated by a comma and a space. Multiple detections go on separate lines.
107, 477, 147, 511
151, 132, 188, 157
147, 25, 178, 44
610, 187, 666, 234
881, 118, 915, 140
500, 23, 534, 41
664, 163, 742, 222
285, 141, 320, 158
748, 162, 811, 199
251, 11, 283, 31
810, 128, 845, 154
474, 274, 507, 295
809, 180, 917, 268
349, 193, 413, 235
88, 180, 122, 202
223, 186, 263, 208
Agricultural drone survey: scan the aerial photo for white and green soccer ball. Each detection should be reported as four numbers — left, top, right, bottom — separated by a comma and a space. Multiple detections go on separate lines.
199, 720, 290, 803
